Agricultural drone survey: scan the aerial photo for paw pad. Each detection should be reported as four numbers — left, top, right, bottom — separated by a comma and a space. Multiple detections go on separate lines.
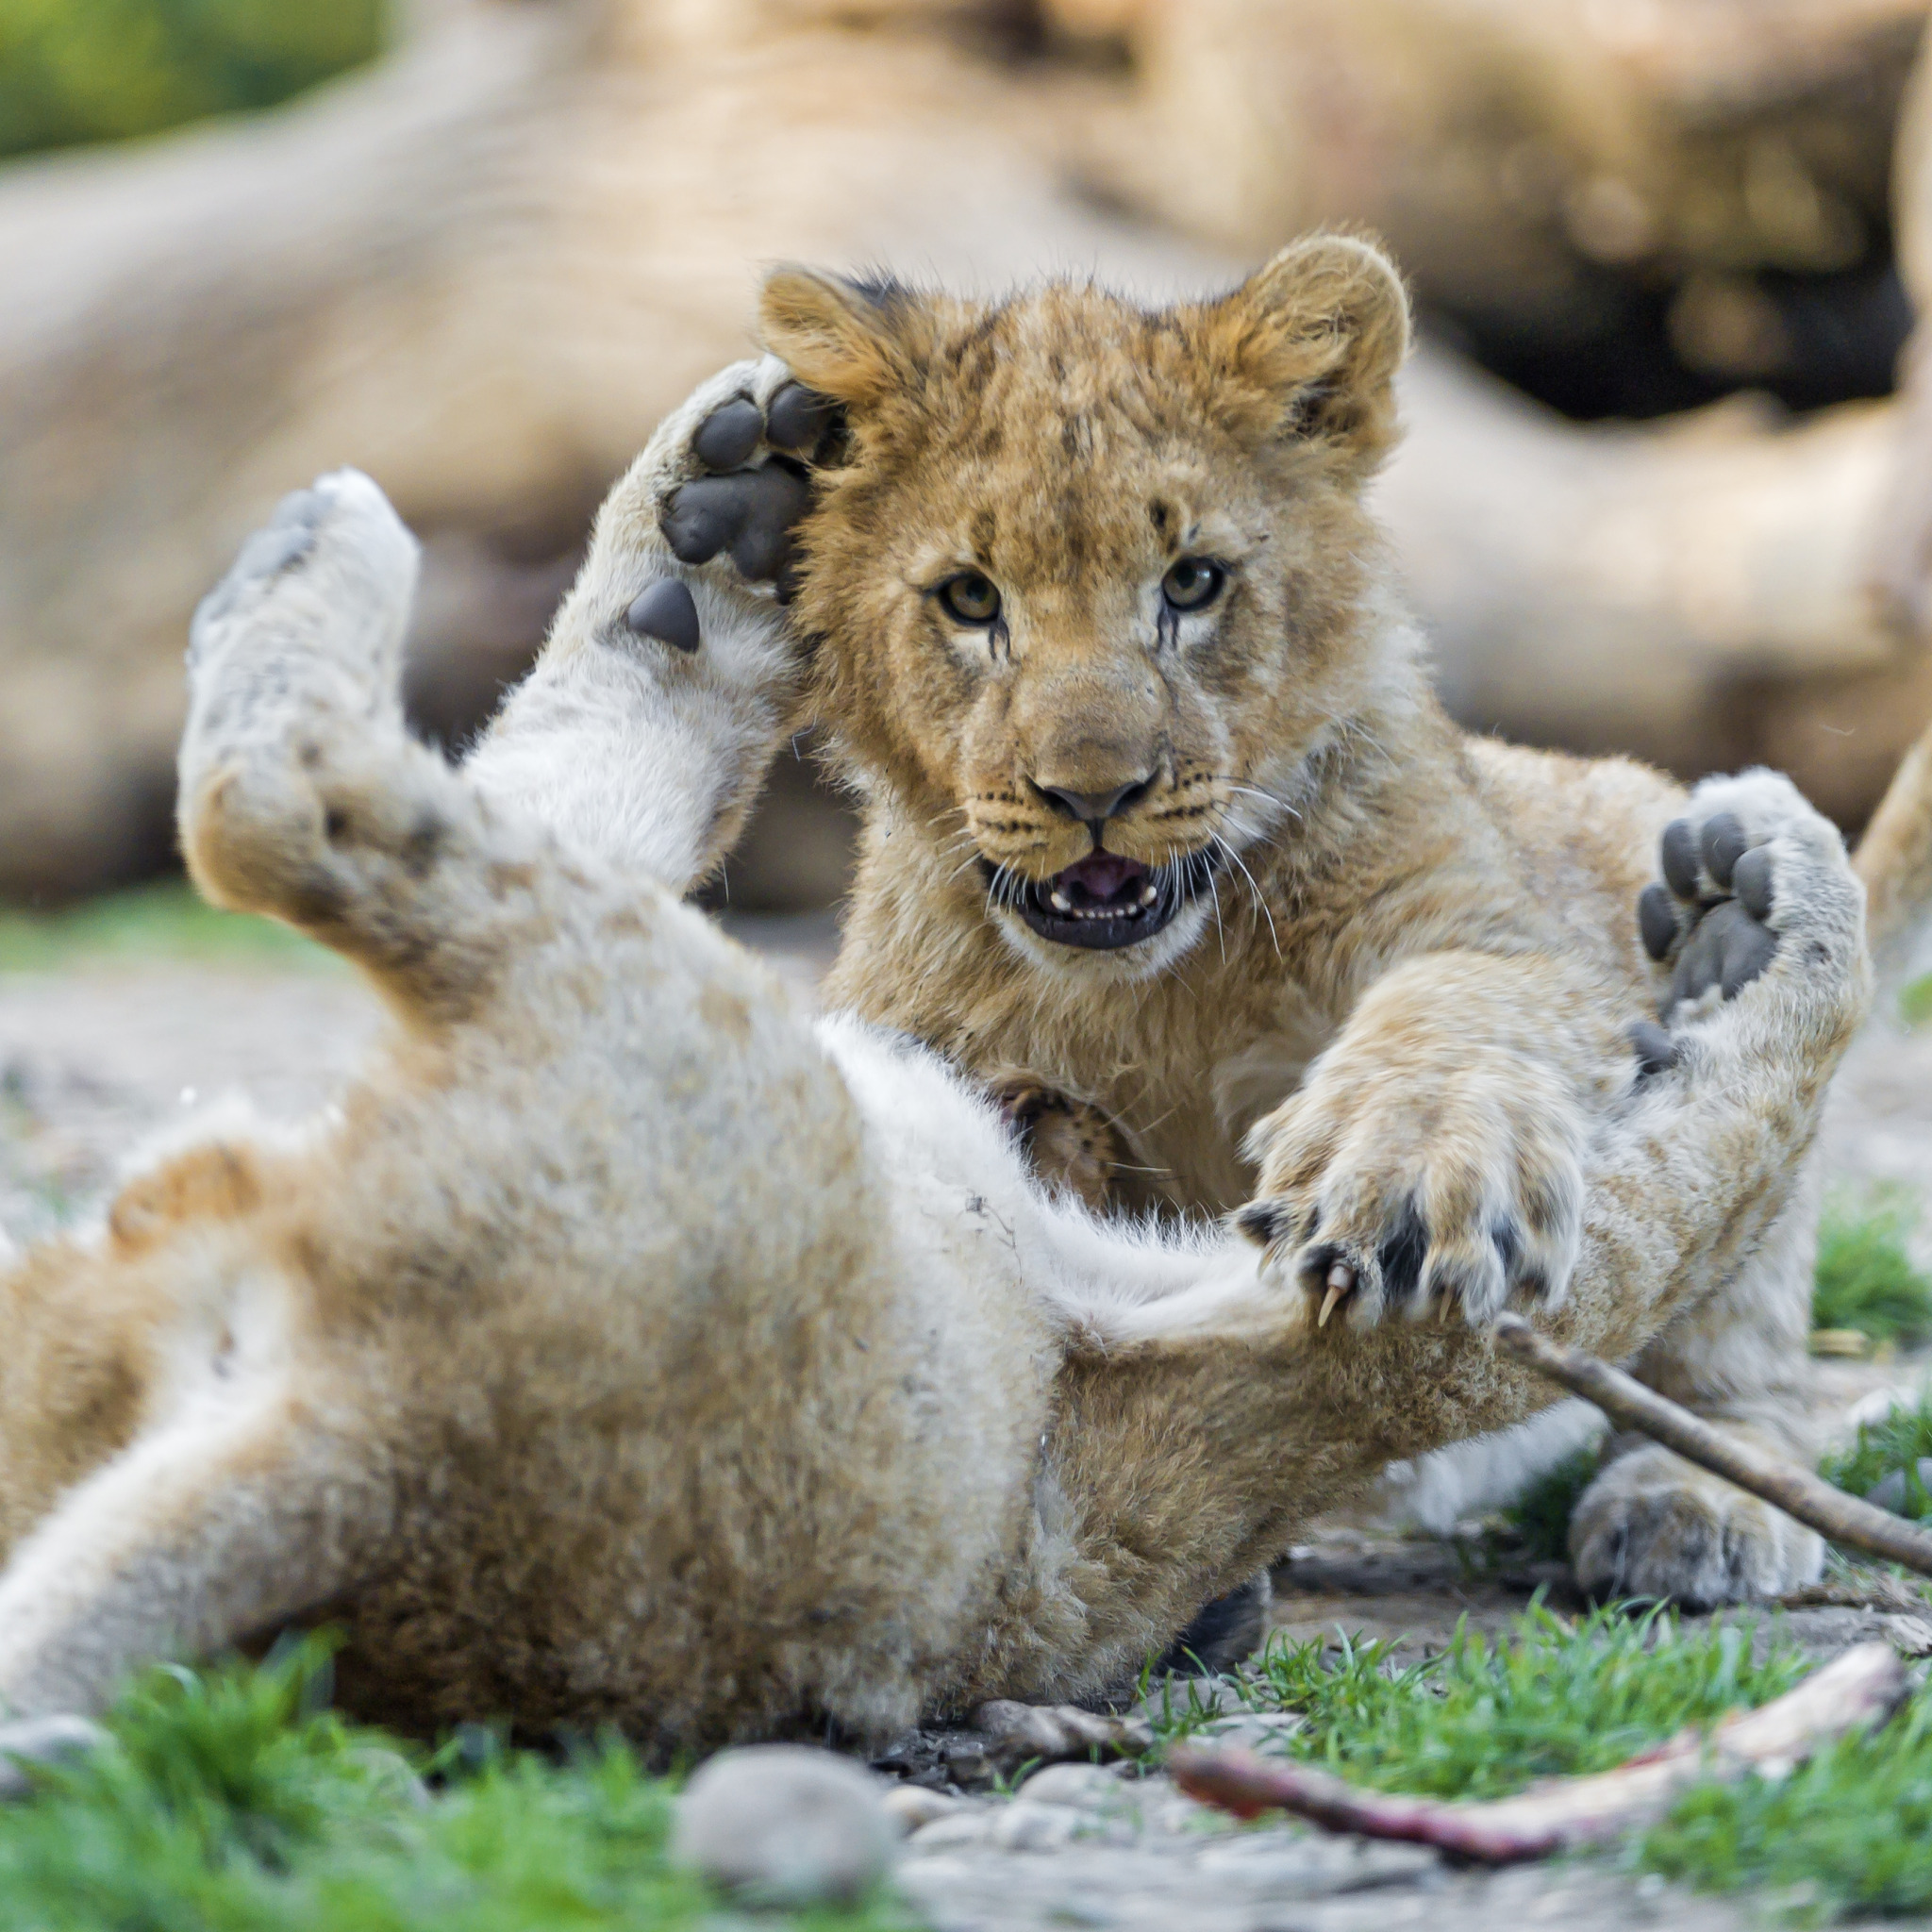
661, 383, 841, 593
1638, 808, 1781, 1020
624, 578, 702, 654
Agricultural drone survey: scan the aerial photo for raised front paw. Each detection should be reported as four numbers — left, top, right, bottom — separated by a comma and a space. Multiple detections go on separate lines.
1635, 771, 1859, 1027
1235, 1048, 1583, 1332
1569, 1440, 1824, 1607
645, 358, 841, 598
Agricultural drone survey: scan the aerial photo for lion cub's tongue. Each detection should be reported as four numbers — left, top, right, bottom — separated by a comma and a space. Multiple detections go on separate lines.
1050, 852, 1150, 908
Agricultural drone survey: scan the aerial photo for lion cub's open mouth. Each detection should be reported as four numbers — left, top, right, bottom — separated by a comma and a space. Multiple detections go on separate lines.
991, 849, 1214, 952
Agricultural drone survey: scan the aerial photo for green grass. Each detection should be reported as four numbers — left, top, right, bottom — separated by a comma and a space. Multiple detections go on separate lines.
0, 0, 384, 161
1822, 1384, 1932, 1519
0, 1641, 912, 1931
1499, 1446, 1600, 1564
1141, 1605, 1932, 1918
1145, 1602, 1806, 1798
0, 879, 335, 973
1811, 1189, 1932, 1347
1899, 973, 1932, 1029
1642, 1687, 1932, 1921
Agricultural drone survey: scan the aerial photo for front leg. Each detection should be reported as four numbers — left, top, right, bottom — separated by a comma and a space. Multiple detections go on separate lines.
464, 358, 829, 890
1236, 951, 1624, 1330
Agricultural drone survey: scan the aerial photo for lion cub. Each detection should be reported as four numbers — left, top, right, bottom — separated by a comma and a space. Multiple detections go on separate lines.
639, 238, 1932, 1609
0, 373, 1873, 1762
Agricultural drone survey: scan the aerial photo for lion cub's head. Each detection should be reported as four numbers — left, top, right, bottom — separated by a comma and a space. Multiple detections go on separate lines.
761, 235, 1412, 977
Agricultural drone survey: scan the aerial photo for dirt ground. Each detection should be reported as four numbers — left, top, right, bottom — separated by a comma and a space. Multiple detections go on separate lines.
5, 909, 1932, 1930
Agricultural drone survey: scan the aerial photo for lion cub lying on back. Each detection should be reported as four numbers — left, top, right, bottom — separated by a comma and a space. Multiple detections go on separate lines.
597, 236, 1932, 1609
0, 371, 1869, 1760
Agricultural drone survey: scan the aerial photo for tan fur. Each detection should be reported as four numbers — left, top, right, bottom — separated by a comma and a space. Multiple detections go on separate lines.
0, 375, 1877, 1747
759, 238, 1930, 1603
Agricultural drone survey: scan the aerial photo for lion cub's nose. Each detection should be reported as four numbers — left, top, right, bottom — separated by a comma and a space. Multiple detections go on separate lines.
1035, 775, 1156, 825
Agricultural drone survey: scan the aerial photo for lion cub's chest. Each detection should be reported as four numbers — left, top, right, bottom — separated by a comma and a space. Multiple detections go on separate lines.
1011, 979, 1338, 1219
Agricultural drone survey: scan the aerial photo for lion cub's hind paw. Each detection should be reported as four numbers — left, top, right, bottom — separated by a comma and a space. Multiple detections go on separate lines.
1569, 1442, 1824, 1608
652, 360, 841, 597
185, 470, 420, 724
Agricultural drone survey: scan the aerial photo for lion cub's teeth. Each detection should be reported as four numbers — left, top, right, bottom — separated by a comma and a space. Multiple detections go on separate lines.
1137, 883, 1158, 907
1049, 888, 1073, 911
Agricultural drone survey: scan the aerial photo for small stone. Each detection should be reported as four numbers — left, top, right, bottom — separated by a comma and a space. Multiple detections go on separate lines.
1865, 1458, 1932, 1517
989, 1798, 1086, 1850
0, 1715, 108, 1801
881, 1784, 965, 1832
1197, 1708, 1307, 1753
1193, 1829, 1439, 1895
1018, 1762, 1124, 1807
905, 1808, 996, 1852
671, 1744, 894, 1907
1887, 1613, 1932, 1657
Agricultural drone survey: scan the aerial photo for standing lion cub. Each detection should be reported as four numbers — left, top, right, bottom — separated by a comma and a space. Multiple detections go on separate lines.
0, 358, 1876, 1760
571, 234, 1932, 1609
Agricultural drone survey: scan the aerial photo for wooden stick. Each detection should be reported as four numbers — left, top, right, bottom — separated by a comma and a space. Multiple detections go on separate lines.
1169, 1641, 1907, 1862
1491, 1313, 1932, 1575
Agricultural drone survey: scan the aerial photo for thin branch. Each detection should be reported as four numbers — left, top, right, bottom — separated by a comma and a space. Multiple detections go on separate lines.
1492, 1314, 1932, 1576
1169, 1641, 1907, 1862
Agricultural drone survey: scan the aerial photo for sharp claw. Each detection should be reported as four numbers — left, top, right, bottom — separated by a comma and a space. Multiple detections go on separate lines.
1317, 1259, 1356, 1328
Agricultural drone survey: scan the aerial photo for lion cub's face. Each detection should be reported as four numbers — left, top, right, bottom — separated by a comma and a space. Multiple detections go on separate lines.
762, 237, 1412, 977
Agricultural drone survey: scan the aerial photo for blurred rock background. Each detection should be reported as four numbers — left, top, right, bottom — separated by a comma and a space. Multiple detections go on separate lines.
6, 0, 1932, 909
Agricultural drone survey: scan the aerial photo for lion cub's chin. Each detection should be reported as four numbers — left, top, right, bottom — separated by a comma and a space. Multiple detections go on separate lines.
991, 893, 1215, 982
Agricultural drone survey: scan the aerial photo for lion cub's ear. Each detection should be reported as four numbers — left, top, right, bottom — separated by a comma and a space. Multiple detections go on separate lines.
1194, 233, 1411, 461
758, 266, 932, 407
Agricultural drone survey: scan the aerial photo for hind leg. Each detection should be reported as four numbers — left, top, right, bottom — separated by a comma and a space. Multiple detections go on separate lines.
179, 471, 538, 1024
0, 1381, 387, 1720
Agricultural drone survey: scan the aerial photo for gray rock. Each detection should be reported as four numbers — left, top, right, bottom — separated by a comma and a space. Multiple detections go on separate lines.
1865, 1457, 1932, 1516
0, 1714, 108, 1800
989, 1799, 1088, 1851
1192, 1827, 1440, 1895
671, 1743, 894, 1907
882, 1783, 969, 1833
1018, 1762, 1129, 1808
1195, 1707, 1307, 1752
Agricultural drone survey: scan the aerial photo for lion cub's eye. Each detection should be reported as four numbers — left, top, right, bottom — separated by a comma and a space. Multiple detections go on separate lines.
938, 572, 1002, 626
1161, 558, 1225, 612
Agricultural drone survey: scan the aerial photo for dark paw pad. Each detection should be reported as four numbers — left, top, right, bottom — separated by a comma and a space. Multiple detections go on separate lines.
663, 466, 813, 581
1701, 812, 1748, 890
624, 577, 701, 653
691, 396, 765, 472
1375, 1203, 1429, 1308
1671, 897, 1778, 1006
1235, 1200, 1291, 1248
765, 381, 839, 454
1638, 881, 1678, 961
1641, 808, 1779, 1015
1628, 1020, 1678, 1077
1659, 818, 1702, 897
